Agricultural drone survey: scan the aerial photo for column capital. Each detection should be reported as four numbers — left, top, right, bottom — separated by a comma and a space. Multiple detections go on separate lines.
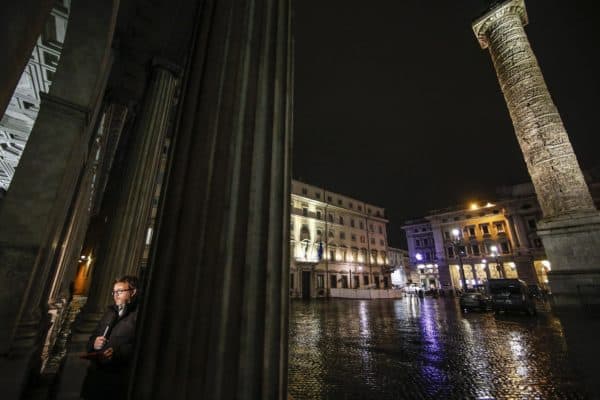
472, 0, 528, 49
151, 57, 183, 78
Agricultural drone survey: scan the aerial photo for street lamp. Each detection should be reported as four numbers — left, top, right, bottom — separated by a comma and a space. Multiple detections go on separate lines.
451, 228, 468, 290
415, 252, 424, 289
489, 245, 505, 278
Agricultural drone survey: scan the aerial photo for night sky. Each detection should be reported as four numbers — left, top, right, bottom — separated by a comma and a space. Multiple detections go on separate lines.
293, 0, 600, 247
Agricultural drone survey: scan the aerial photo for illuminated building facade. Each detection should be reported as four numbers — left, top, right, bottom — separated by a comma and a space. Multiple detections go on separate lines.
401, 219, 441, 290
402, 180, 598, 292
290, 180, 391, 298
404, 175, 600, 293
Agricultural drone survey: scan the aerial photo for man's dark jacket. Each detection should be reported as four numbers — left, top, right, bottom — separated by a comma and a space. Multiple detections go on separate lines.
80, 299, 138, 399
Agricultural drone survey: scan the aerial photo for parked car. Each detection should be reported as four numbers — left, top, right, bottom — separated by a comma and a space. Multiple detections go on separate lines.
459, 290, 492, 312
488, 279, 537, 315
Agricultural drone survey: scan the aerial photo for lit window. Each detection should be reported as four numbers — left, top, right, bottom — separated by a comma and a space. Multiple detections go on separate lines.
317, 275, 324, 288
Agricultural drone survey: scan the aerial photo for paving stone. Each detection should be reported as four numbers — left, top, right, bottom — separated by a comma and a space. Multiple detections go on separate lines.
288, 298, 586, 400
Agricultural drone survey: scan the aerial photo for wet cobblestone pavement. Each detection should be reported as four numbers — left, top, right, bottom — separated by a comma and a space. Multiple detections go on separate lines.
288, 297, 589, 400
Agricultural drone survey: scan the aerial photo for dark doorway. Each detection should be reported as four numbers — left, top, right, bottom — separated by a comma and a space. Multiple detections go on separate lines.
330, 274, 337, 288
341, 275, 348, 288
302, 271, 311, 299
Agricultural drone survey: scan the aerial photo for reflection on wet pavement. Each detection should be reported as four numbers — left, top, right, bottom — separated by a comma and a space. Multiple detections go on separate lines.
288, 297, 586, 399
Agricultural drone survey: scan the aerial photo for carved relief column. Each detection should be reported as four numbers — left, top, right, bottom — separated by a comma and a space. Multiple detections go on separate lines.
472, 0, 600, 307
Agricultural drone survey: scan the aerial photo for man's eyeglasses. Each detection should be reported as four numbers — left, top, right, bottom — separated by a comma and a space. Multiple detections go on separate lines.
111, 288, 133, 296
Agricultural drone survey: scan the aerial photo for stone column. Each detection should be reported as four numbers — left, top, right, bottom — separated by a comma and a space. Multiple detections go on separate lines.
0, 0, 54, 116
515, 258, 539, 286
0, 0, 119, 397
506, 215, 521, 250
52, 66, 176, 399
81, 61, 179, 320
48, 104, 129, 305
34, 104, 128, 376
90, 104, 131, 216
510, 213, 531, 251
473, 0, 594, 218
472, 0, 600, 307
0, 0, 118, 351
129, 0, 292, 398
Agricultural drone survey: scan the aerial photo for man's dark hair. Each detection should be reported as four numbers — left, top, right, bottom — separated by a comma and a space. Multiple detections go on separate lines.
115, 275, 138, 290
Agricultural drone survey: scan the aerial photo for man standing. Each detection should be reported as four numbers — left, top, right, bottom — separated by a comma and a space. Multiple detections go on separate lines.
81, 275, 139, 399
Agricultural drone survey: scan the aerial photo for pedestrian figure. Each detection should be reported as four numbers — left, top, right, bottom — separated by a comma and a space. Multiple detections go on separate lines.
81, 276, 139, 400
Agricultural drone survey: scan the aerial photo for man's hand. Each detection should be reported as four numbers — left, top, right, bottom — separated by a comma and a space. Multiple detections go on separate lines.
102, 347, 114, 360
93, 336, 107, 350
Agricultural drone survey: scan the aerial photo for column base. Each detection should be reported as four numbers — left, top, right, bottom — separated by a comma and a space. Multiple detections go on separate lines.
537, 211, 600, 310
53, 331, 93, 400
513, 256, 539, 286
54, 303, 100, 400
